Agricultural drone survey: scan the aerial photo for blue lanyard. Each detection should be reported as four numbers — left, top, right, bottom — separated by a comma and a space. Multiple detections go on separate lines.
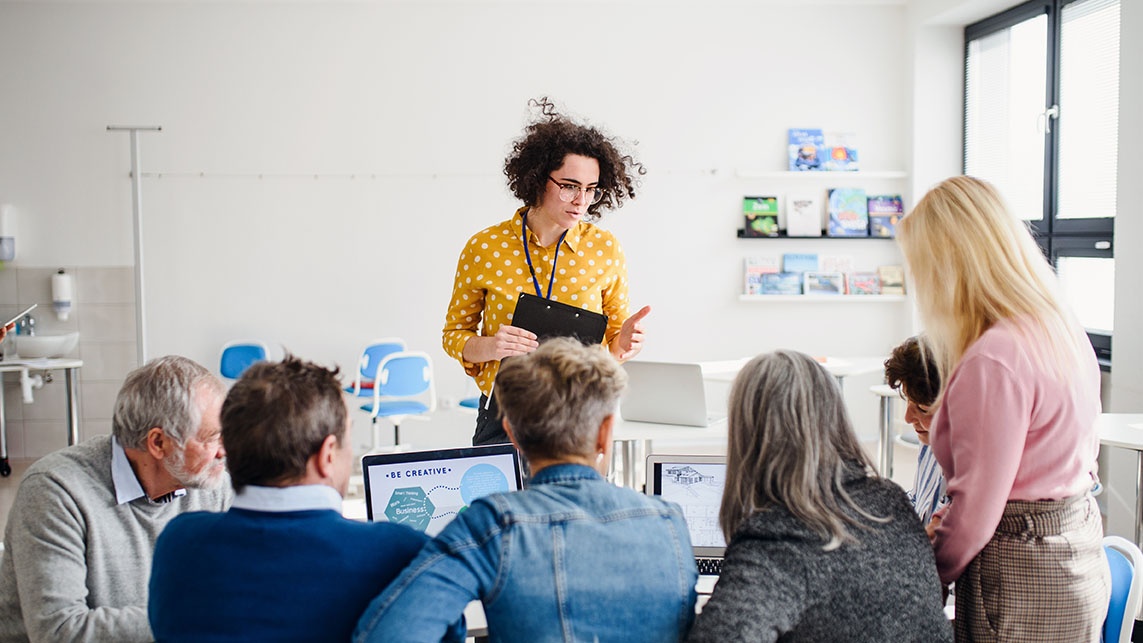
521, 211, 567, 300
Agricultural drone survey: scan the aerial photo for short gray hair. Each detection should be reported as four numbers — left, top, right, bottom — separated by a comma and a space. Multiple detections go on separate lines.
112, 355, 224, 449
494, 337, 626, 461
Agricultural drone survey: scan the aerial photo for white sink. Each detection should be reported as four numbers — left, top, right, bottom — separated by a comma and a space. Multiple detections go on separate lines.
13, 332, 80, 359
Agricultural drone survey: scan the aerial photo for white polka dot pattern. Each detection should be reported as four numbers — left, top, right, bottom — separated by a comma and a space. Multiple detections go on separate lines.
441, 207, 630, 395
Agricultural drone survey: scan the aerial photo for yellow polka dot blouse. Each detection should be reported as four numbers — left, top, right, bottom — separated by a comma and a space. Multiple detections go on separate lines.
442, 206, 631, 395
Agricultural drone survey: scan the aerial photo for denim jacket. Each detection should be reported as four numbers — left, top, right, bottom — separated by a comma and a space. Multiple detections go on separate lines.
354, 464, 698, 643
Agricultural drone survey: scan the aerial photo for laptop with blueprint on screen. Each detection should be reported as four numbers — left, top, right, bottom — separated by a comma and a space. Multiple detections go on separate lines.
645, 453, 727, 592
362, 444, 524, 536
620, 361, 726, 427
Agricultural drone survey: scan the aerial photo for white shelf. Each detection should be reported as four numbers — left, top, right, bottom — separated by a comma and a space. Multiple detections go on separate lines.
738, 294, 907, 303
735, 170, 908, 180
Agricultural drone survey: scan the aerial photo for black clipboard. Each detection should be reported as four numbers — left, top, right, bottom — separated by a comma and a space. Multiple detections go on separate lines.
510, 292, 607, 346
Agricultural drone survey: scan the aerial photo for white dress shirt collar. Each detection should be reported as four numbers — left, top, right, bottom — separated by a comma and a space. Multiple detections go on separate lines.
231, 484, 342, 513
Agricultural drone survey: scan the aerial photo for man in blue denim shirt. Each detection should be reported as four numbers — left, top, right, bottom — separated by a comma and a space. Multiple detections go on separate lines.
354, 338, 698, 643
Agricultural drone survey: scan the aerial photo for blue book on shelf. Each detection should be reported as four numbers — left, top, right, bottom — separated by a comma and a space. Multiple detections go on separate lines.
827, 188, 869, 237
867, 195, 904, 238
787, 128, 824, 171
782, 253, 819, 273
761, 272, 803, 295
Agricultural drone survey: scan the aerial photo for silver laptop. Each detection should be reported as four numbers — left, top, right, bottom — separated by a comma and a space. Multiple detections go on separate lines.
362, 444, 524, 537
621, 361, 725, 427
645, 453, 727, 586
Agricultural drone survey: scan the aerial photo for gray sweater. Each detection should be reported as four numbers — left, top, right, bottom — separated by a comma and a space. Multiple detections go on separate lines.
688, 467, 953, 643
0, 435, 230, 643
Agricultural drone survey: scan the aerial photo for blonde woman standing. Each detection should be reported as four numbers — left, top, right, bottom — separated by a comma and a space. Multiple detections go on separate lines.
898, 175, 1108, 641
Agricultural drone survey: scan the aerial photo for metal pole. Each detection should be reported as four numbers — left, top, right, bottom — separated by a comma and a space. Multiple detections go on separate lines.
107, 126, 160, 366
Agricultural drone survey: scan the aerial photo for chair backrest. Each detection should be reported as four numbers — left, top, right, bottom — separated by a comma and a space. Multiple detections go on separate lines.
374, 351, 436, 411
352, 338, 406, 393
219, 341, 270, 380
1104, 535, 1143, 643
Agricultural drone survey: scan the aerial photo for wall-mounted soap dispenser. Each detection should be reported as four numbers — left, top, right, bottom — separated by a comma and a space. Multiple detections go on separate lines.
53, 269, 74, 320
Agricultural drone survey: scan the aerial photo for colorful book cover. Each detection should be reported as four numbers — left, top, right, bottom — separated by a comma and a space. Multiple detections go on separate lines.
787, 128, 824, 171
744, 256, 779, 295
827, 188, 869, 237
785, 193, 823, 237
846, 272, 882, 295
761, 272, 803, 295
742, 196, 780, 237
878, 265, 906, 295
782, 252, 819, 273
822, 131, 859, 171
804, 272, 845, 295
867, 195, 904, 238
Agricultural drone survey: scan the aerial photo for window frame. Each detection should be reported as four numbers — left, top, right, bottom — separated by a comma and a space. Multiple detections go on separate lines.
965, 0, 1116, 368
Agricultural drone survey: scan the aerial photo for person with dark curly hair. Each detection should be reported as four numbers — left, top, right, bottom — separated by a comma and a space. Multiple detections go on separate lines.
884, 335, 947, 531
443, 98, 651, 446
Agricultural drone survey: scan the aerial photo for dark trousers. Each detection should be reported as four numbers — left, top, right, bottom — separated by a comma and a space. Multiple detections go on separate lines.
472, 394, 509, 446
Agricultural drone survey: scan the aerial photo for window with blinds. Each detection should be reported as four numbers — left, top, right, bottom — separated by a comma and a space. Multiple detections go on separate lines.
964, 0, 1119, 367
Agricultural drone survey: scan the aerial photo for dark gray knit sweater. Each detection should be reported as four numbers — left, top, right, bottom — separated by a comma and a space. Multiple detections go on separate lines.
688, 467, 953, 643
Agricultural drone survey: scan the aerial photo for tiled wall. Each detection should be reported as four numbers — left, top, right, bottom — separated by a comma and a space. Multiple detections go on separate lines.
0, 266, 137, 460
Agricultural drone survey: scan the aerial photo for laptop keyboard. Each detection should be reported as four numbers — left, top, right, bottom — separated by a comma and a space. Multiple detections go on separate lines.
695, 557, 722, 576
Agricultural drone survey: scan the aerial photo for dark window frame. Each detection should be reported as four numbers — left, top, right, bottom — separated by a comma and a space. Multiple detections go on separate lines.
965, 0, 1116, 368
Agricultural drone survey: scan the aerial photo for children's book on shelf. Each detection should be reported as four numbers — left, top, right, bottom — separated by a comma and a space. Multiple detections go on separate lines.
878, 265, 906, 295
819, 254, 854, 275
827, 188, 869, 237
787, 128, 825, 171
761, 272, 804, 295
867, 195, 904, 238
822, 131, 859, 171
782, 252, 819, 273
846, 272, 882, 295
742, 196, 780, 237
804, 272, 845, 295
785, 193, 823, 237
744, 256, 780, 295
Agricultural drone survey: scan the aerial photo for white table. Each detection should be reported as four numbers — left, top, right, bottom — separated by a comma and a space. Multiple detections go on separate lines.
1096, 413, 1143, 544
0, 358, 83, 477
611, 417, 728, 490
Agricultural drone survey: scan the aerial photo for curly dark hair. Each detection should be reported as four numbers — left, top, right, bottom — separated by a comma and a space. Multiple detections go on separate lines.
883, 336, 941, 407
504, 97, 645, 222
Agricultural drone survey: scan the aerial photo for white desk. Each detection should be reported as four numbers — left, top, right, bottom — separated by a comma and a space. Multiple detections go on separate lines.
611, 418, 728, 489
1096, 413, 1143, 545
0, 358, 83, 477
869, 384, 898, 478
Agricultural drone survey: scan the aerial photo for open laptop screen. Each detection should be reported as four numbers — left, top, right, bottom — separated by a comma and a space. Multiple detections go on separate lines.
362, 444, 523, 536
645, 454, 727, 557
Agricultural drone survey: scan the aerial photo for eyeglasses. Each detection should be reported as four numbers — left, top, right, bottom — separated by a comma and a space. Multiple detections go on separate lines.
548, 176, 605, 205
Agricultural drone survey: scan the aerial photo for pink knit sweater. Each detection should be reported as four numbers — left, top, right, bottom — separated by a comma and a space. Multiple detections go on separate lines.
930, 319, 1101, 585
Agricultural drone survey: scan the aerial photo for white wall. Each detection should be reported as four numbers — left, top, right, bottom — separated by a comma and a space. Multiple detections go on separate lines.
0, 1, 914, 441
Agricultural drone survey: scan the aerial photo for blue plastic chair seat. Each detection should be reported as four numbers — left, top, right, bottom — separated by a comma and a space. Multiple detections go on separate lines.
1105, 546, 1133, 643
458, 397, 481, 409
361, 400, 431, 416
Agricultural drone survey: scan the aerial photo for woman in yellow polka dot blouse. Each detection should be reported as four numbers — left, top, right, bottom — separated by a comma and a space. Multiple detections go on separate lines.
442, 98, 651, 446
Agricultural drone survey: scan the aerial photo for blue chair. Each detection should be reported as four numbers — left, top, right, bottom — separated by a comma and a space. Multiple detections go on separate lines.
361, 351, 436, 451
346, 338, 406, 399
219, 341, 270, 380
1103, 535, 1143, 643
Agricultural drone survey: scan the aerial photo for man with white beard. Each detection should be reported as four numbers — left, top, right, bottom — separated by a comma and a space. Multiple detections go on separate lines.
0, 355, 232, 643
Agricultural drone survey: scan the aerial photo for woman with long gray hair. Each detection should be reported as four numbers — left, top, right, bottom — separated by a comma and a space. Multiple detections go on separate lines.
688, 350, 951, 643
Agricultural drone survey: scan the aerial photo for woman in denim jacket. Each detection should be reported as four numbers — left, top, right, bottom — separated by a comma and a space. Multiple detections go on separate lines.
355, 337, 698, 643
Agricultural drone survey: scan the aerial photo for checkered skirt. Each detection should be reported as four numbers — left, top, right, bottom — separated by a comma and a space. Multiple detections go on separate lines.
953, 493, 1109, 642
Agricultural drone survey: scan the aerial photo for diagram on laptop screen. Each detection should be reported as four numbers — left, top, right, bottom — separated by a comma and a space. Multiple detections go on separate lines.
659, 463, 727, 548
368, 455, 516, 536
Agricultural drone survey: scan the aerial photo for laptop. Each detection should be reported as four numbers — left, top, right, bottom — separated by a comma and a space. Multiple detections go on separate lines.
362, 444, 524, 536
645, 453, 727, 589
621, 361, 726, 427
